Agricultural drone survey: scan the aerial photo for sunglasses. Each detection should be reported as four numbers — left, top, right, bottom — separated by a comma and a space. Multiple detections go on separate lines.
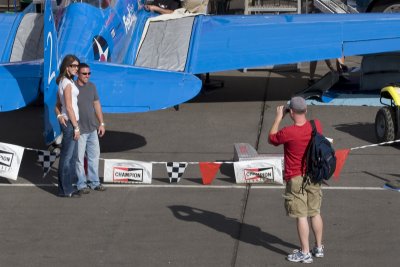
80, 72, 91, 76
70, 64, 79, 68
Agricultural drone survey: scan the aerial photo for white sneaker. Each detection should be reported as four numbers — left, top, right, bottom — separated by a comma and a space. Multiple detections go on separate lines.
287, 249, 313, 263
311, 245, 324, 258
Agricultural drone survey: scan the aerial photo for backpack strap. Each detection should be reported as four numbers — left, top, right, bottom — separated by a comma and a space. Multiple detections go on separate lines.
301, 120, 316, 193
310, 119, 317, 136
302, 120, 316, 173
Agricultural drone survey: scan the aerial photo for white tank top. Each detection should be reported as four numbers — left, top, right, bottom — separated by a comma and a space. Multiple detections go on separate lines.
58, 78, 79, 121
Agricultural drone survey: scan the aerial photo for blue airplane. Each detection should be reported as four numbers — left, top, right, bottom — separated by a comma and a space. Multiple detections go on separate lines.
1, 0, 400, 146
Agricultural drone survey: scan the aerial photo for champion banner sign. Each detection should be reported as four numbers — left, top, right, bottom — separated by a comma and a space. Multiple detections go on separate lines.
103, 159, 152, 184
0, 142, 25, 180
234, 158, 284, 185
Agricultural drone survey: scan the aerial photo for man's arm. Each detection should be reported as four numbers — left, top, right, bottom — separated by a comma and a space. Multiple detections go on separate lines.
55, 93, 67, 127
145, 5, 174, 14
94, 100, 105, 137
64, 84, 80, 140
268, 105, 285, 143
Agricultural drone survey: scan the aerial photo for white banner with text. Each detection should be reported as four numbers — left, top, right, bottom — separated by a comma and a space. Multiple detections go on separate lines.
104, 159, 152, 184
0, 142, 25, 180
234, 158, 284, 185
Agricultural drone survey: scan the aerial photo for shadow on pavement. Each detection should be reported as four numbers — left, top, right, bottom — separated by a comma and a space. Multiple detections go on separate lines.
219, 163, 236, 181
0, 106, 46, 149
169, 205, 297, 256
334, 122, 377, 144
100, 130, 146, 152
363, 171, 391, 183
335, 122, 400, 150
0, 106, 147, 152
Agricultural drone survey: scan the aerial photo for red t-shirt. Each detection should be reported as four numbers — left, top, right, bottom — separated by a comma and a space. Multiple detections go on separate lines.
268, 119, 323, 181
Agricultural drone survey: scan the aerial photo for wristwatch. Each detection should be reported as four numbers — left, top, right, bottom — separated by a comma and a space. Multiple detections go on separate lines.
100, 122, 106, 127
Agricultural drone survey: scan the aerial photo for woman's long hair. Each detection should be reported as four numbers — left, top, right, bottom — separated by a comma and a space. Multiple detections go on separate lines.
56, 54, 80, 85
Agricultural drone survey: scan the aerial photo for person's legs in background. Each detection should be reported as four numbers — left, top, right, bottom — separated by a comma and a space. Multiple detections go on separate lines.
309, 61, 317, 85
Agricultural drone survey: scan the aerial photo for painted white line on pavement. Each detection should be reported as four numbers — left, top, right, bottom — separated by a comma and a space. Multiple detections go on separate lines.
0, 184, 385, 190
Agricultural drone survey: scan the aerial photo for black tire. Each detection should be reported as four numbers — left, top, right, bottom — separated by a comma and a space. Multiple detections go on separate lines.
375, 107, 397, 142
370, 0, 400, 12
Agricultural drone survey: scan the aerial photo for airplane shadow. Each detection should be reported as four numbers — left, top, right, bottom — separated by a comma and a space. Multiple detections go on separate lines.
334, 122, 378, 144
0, 106, 46, 149
100, 130, 146, 152
168, 205, 297, 256
0, 106, 147, 151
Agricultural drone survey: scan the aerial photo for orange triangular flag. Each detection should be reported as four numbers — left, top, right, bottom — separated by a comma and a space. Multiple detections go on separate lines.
333, 149, 350, 180
199, 162, 222, 185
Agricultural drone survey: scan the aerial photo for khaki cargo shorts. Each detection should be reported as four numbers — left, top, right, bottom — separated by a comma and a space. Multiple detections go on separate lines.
283, 176, 322, 218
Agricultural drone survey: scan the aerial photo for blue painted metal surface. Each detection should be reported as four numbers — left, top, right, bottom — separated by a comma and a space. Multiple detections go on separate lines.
0, 61, 42, 112
43, 0, 60, 144
186, 13, 400, 74
0, 3, 36, 62
56, 1, 150, 64
90, 62, 201, 113
0, 14, 19, 62
0, 3, 42, 112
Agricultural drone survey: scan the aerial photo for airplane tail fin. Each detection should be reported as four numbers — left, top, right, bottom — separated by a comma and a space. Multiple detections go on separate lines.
43, 0, 61, 145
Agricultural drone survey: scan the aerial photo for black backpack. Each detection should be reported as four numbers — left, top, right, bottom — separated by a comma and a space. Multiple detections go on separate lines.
304, 120, 336, 183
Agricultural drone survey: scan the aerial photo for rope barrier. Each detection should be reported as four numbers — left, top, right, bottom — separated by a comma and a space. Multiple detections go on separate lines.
12, 137, 400, 164
98, 158, 236, 164
350, 139, 400, 151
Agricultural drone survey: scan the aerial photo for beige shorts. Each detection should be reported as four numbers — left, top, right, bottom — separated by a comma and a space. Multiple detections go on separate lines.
283, 176, 322, 218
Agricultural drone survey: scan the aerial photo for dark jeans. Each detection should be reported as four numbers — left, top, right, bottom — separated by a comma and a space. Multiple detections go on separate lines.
58, 120, 78, 196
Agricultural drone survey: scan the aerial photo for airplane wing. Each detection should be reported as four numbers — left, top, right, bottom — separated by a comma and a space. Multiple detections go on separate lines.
0, 61, 42, 112
89, 61, 202, 113
0, 5, 43, 112
135, 12, 400, 74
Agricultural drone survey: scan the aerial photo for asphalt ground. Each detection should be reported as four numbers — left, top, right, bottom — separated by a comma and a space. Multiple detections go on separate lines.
0, 60, 399, 266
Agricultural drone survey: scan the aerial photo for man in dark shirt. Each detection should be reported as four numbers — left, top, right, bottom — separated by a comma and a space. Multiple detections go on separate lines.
75, 63, 106, 193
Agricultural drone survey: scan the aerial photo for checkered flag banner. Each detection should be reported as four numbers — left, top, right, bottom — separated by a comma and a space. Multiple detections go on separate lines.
166, 162, 188, 183
37, 150, 58, 177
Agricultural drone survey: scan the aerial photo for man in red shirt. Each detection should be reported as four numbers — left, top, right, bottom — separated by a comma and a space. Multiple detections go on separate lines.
268, 96, 324, 264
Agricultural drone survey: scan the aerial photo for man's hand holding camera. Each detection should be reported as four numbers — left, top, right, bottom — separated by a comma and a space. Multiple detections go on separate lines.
275, 105, 289, 122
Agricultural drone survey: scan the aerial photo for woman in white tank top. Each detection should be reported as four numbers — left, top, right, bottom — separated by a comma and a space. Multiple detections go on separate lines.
55, 54, 81, 198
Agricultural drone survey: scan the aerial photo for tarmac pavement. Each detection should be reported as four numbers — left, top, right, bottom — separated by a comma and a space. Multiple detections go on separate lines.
0, 60, 399, 266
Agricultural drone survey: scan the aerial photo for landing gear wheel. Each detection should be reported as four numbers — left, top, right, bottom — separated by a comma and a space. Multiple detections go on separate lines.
375, 107, 397, 142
